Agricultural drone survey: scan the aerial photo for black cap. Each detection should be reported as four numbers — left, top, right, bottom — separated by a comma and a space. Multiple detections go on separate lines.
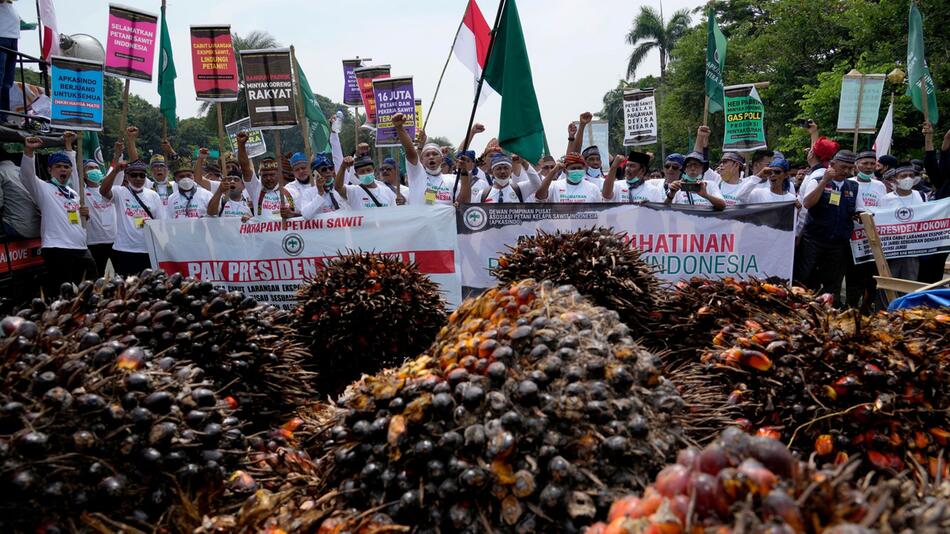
626, 151, 651, 168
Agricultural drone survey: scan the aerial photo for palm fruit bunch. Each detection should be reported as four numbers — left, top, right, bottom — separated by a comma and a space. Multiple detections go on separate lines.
491, 228, 661, 332
645, 277, 829, 366
292, 251, 447, 395
587, 428, 950, 534
8, 271, 314, 429
314, 280, 687, 533
0, 316, 246, 531
697, 306, 950, 475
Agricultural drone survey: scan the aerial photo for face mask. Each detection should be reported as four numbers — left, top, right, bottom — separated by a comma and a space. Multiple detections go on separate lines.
857, 171, 873, 182
626, 176, 641, 186
51, 176, 68, 187
586, 168, 602, 178
86, 170, 104, 184
297, 175, 310, 183
896, 177, 916, 191
681, 173, 699, 183
178, 177, 195, 191
493, 177, 510, 188
325, 176, 334, 187
566, 169, 585, 184
358, 173, 375, 185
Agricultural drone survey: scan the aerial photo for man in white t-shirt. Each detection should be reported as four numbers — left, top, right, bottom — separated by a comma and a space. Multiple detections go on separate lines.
245, 156, 297, 221
82, 156, 116, 276
147, 154, 177, 207
207, 169, 253, 220
393, 113, 460, 206
99, 159, 165, 276
301, 153, 349, 218
603, 151, 665, 203
465, 153, 541, 203
850, 151, 888, 209
535, 152, 602, 203
285, 152, 315, 208
664, 151, 726, 209
20, 134, 98, 291
749, 158, 798, 204
335, 155, 397, 209
880, 166, 928, 282
165, 156, 212, 219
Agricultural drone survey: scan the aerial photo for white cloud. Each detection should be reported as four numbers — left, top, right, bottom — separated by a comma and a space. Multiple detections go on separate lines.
17, 0, 704, 156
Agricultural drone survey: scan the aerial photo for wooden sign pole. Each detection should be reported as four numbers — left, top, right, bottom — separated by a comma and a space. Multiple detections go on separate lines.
859, 212, 896, 303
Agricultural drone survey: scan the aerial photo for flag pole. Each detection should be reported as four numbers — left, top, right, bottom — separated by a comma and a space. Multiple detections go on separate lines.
460, 0, 506, 154
424, 6, 467, 132
919, 76, 930, 125
852, 73, 865, 152
119, 79, 130, 137
702, 97, 709, 127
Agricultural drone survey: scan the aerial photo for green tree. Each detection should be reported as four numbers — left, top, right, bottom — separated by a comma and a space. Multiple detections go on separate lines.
624, 6, 692, 82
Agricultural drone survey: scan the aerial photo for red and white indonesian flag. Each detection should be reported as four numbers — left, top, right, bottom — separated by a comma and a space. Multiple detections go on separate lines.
453, 0, 493, 103
38, 0, 61, 61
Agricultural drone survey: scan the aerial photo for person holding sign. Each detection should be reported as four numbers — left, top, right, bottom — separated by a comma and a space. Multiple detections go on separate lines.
602, 151, 664, 203
100, 158, 165, 277
664, 151, 726, 209
82, 157, 116, 277
535, 153, 602, 203
20, 134, 97, 291
166, 157, 212, 219
795, 150, 858, 306
335, 155, 397, 210
300, 154, 349, 218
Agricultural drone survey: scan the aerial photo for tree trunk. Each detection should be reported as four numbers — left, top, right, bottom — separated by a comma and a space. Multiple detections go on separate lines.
658, 49, 667, 160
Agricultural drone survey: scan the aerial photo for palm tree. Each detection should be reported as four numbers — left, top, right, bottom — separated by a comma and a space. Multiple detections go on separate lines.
625, 6, 691, 82
198, 31, 281, 124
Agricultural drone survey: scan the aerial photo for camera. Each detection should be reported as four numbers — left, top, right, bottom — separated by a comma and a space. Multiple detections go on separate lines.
681, 181, 702, 193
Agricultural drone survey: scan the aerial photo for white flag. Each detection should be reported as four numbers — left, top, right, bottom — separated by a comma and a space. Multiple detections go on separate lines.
874, 101, 894, 157
38, 0, 61, 60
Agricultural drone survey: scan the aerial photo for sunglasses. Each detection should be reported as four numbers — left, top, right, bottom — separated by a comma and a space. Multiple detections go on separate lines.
380, 167, 395, 172
664, 164, 681, 170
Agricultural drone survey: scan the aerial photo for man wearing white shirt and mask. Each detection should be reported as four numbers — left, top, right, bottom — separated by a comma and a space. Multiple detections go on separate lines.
535, 153, 602, 203
166, 157, 212, 219
850, 151, 888, 208
335, 155, 397, 209
881, 166, 928, 280
100, 159, 165, 276
603, 151, 665, 203
463, 153, 541, 203
395, 113, 461, 206
285, 151, 313, 207
82, 156, 116, 276
664, 151, 726, 209
300, 153, 349, 218
20, 134, 97, 290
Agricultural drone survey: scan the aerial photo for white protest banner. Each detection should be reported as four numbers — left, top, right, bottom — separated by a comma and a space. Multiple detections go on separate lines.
145, 205, 462, 308
836, 73, 886, 133
850, 197, 950, 264
622, 88, 657, 146
571, 119, 609, 170
457, 202, 795, 297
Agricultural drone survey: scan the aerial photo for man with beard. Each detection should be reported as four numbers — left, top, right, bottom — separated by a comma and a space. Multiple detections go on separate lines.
166, 156, 212, 219
335, 155, 397, 209
664, 151, 726, 209
300, 153, 349, 218
285, 152, 313, 207
100, 156, 165, 277
602, 151, 664, 203
20, 133, 97, 289
246, 155, 296, 221
394, 112, 463, 206
535, 153, 602, 203
208, 168, 253, 221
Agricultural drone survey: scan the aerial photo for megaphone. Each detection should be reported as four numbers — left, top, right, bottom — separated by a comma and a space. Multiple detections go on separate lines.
59, 33, 105, 63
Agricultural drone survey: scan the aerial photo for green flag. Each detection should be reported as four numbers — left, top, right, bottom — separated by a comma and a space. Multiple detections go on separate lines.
906, 3, 938, 124
705, 9, 727, 113
294, 58, 331, 154
482, 0, 546, 163
82, 131, 103, 166
157, 4, 177, 130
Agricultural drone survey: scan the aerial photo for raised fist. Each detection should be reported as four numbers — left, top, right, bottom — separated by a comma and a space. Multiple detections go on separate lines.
579, 112, 593, 125
236, 131, 249, 145
126, 126, 139, 138
392, 113, 406, 128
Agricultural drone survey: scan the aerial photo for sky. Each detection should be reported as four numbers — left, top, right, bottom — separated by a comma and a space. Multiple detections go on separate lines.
14, 0, 706, 156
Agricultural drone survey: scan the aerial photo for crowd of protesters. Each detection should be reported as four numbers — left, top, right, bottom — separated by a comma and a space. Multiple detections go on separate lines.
1, 110, 947, 308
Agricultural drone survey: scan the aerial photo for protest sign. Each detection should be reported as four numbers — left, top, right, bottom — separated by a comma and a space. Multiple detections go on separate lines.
723, 84, 767, 151
226, 117, 267, 158
50, 56, 104, 131
342, 58, 363, 106
572, 119, 609, 170
105, 4, 158, 82
622, 88, 657, 146
190, 25, 238, 101
354, 65, 391, 124
836, 73, 885, 133
372, 76, 415, 147
239, 49, 297, 129
850, 197, 950, 264
145, 205, 462, 309
457, 202, 795, 297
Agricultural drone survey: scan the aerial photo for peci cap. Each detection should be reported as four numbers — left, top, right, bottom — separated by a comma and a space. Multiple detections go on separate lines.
832, 150, 856, 164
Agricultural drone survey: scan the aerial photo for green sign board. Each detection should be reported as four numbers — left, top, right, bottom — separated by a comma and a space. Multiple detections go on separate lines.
723, 85, 767, 151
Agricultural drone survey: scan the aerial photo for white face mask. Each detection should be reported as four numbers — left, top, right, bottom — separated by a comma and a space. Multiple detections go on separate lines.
178, 177, 195, 191
586, 168, 602, 178
896, 177, 917, 191
493, 177, 510, 188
